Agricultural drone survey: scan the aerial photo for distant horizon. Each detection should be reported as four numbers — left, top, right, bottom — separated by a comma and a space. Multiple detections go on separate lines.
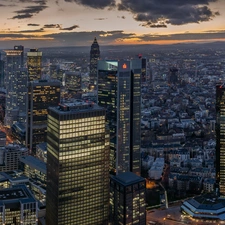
1, 39, 225, 51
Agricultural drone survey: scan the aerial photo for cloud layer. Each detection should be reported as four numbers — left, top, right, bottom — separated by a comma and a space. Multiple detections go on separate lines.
117, 0, 220, 27
64, 0, 116, 9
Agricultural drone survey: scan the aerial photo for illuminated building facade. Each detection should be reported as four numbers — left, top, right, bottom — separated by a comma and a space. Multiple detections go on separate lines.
89, 37, 100, 90
46, 101, 110, 225
26, 80, 61, 154
27, 48, 42, 81
138, 54, 147, 84
98, 60, 141, 175
0, 185, 38, 225
4, 48, 24, 126
64, 71, 81, 98
110, 172, 146, 224
216, 84, 225, 195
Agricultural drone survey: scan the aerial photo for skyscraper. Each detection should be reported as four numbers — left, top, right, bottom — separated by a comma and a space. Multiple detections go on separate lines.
26, 80, 61, 154
98, 60, 141, 175
27, 48, 42, 81
216, 84, 225, 195
4, 47, 24, 126
14, 45, 24, 66
89, 37, 100, 90
46, 101, 110, 225
0, 58, 4, 88
138, 54, 147, 84
110, 172, 146, 224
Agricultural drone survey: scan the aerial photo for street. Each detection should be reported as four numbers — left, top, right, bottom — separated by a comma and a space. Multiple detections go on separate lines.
147, 204, 225, 225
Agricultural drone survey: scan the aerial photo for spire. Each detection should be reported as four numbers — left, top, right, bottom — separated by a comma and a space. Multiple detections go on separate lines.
93, 37, 98, 44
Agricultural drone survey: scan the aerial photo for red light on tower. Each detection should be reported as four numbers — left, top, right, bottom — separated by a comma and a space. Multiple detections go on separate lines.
122, 63, 127, 69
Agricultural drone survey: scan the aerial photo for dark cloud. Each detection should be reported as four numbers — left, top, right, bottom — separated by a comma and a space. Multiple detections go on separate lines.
12, 13, 33, 19
94, 18, 107, 20
43, 24, 61, 28
118, 0, 220, 26
19, 28, 44, 33
11, 0, 48, 19
141, 22, 167, 28
27, 23, 40, 26
59, 25, 79, 31
42, 24, 79, 30
64, 0, 116, 9
17, 0, 47, 5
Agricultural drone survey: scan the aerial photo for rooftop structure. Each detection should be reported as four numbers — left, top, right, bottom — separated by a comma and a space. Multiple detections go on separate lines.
0, 184, 38, 224
181, 193, 225, 220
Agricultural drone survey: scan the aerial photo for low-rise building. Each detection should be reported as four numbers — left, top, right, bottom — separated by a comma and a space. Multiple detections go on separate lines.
203, 178, 215, 193
0, 184, 38, 224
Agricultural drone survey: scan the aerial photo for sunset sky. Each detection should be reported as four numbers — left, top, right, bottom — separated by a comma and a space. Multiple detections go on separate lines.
0, 0, 225, 48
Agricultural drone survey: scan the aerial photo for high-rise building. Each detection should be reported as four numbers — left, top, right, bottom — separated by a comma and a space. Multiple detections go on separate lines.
64, 71, 82, 98
98, 60, 141, 175
17, 68, 28, 122
0, 54, 4, 87
110, 172, 146, 224
27, 48, 42, 81
138, 54, 147, 84
0, 143, 28, 172
0, 184, 38, 225
4, 47, 24, 126
169, 67, 179, 84
216, 84, 225, 195
89, 37, 100, 90
26, 80, 61, 154
14, 45, 24, 66
46, 100, 110, 225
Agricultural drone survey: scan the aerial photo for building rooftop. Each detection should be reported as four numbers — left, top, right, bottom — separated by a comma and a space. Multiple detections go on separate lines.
0, 185, 36, 204
0, 171, 28, 182
184, 193, 225, 211
50, 100, 103, 114
20, 156, 46, 174
111, 172, 145, 186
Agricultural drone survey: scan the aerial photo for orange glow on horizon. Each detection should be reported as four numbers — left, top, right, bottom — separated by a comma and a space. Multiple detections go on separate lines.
113, 38, 225, 45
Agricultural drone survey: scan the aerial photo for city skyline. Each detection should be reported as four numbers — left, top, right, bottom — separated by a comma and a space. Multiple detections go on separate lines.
0, 0, 225, 48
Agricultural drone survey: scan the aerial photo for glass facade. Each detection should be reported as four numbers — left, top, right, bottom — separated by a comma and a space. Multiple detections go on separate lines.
216, 85, 225, 195
4, 49, 24, 126
27, 49, 42, 82
46, 102, 110, 225
90, 37, 100, 90
110, 172, 146, 224
26, 80, 61, 154
98, 60, 141, 175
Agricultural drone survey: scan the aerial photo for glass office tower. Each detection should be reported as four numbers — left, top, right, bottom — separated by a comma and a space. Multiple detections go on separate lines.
27, 49, 42, 81
4, 48, 24, 126
46, 101, 110, 225
216, 84, 225, 195
98, 60, 141, 175
26, 80, 61, 154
